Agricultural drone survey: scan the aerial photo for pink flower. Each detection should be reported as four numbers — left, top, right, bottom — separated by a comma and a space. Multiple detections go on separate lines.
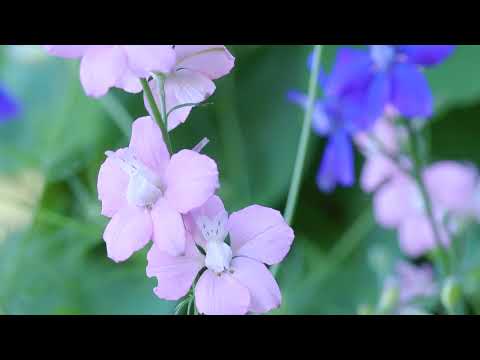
43, 45, 176, 97
144, 45, 235, 131
97, 116, 219, 262
146, 195, 294, 315
394, 261, 437, 304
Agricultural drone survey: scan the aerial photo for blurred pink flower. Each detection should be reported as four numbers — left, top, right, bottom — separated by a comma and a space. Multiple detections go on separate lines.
97, 116, 219, 262
144, 45, 235, 131
146, 195, 294, 315
44, 45, 176, 97
395, 261, 437, 304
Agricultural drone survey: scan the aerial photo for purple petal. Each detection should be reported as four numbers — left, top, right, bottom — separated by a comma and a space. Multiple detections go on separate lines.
151, 198, 187, 256
390, 62, 433, 118
97, 148, 129, 217
103, 205, 152, 263
231, 257, 281, 314
146, 241, 203, 301
194, 270, 250, 315
398, 45, 455, 67
228, 205, 294, 266
324, 47, 373, 97
317, 131, 355, 192
165, 150, 219, 214
287, 91, 331, 135
0, 87, 20, 121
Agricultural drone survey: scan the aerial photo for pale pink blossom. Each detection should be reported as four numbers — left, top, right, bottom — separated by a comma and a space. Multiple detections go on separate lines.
43, 45, 176, 97
144, 45, 235, 131
146, 195, 294, 315
97, 116, 218, 262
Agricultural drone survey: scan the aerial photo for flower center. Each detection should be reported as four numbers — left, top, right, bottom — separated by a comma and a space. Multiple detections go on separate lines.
106, 150, 164, 208
195, 211, 232, 274
370, 45, 395, 71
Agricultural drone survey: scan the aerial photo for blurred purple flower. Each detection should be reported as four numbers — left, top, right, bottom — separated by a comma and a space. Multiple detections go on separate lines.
395, 261, 437, 304
328, 45, 455, 119
288, 49, 385, 192
0, 86, 20, 122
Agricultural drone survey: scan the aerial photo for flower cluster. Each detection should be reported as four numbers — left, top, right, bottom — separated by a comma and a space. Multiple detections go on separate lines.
45, 45, 294, 315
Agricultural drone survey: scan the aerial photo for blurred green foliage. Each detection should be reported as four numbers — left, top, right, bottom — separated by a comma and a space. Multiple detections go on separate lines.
0, 45, 480, 314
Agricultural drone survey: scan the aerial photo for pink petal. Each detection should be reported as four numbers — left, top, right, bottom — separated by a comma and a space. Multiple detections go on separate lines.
360, 156, 398, 193
129, 116, 170, 177
424, 161, 478, 214
151, 198, 186, 256
194, 270, 250, 315
398, 216, 450, 258
174, 45, 235, 79
97, 148, 129, 217
146, 239, 204, 301
185, 195, 228, 248
80, 46, 127, 97
123, 45, 176, 78
103, 205, 152, 263
165, 150, 219, 214
115, 66, 143, 93
373, 176, 417, 228
231, 257, 281, 314
228, 205, 294, 266
163, 69, 216, 130
43, 45, 94, 58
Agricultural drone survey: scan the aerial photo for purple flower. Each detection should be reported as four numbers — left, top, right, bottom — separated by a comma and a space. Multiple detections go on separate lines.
146, 195, 295, 315
393, 261, 437, 304
288, 49, 384, 192
97, 116, 219, 262
0, 86, 20, 122
331, 45, 455, 119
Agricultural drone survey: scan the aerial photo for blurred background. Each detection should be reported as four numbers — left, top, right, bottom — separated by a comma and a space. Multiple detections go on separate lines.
1, 45, 480, 314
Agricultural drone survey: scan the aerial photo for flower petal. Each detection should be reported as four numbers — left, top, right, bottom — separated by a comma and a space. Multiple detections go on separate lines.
103, 205, 152, 262
164, 69, 216, 130
123, 45, 176, 77
43, 45, 93, 58
174, 45, 235, 79
390, 62, 433, 118
186, 195, 228, 248
115, 66, 143, 93
423, 161, 478, 214
129, 116, 170, 177
231, 257, 281, 314
324, 47, 373, 97
194, 270, 250, 315
165, 150, 219, 214
398, 216, 450, 258
146, 240, 203, 301
373, 176, 416, 228
151, 198, 187, 256
229, 205, 294, 265
360, 156, 398, 193
97, 148, 129, 217
398, 45, 455, 67
0, 87, 20, 121
79, 46, 127, 97
287, 91, 331, 135
316, 130, 355, 192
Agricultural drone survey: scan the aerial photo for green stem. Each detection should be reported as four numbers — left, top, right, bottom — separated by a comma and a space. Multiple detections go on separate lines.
140, 78, 173, 154
271, 45, 322, 279
404, 120, 450, 276
283, 45, 323, 225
